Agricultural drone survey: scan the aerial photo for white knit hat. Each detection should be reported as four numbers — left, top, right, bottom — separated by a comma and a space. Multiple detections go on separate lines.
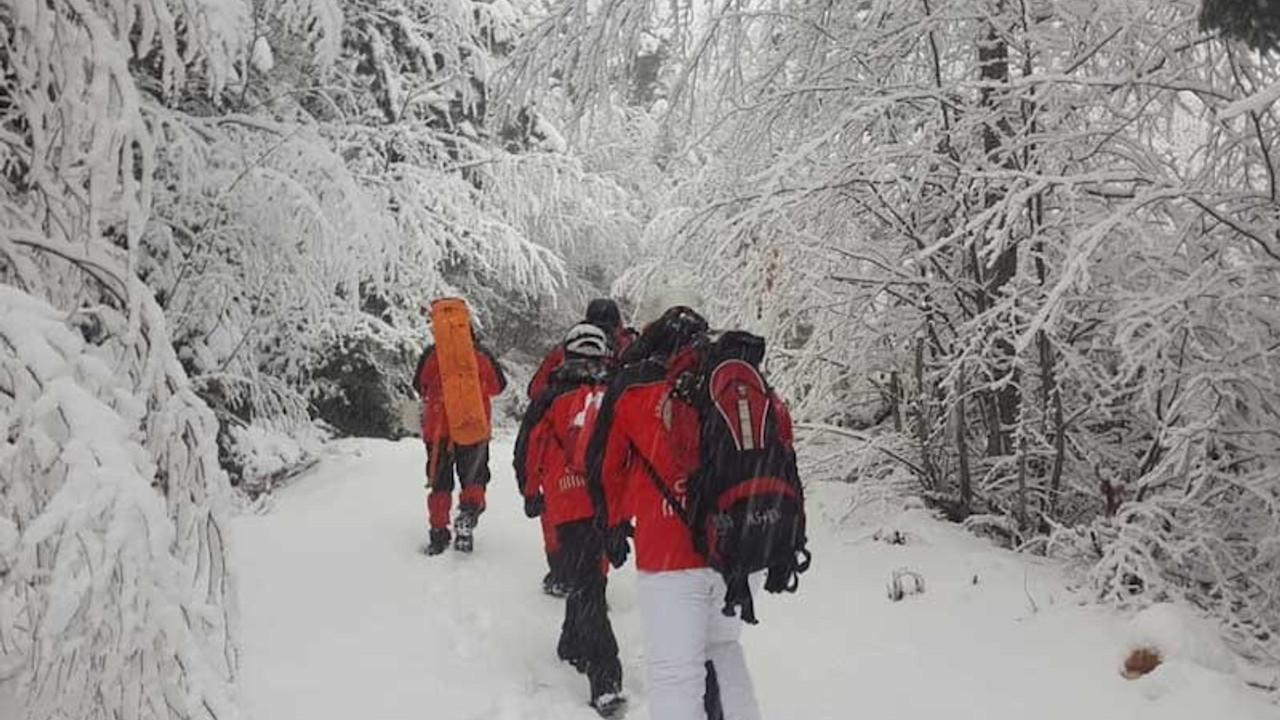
564, 323, 610, 358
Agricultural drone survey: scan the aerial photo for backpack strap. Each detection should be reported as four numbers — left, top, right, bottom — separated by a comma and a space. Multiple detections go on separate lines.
514, 378, 582, 494
723, 574, 757, 625
585, 359, 667, 529
633, 445, 694, 529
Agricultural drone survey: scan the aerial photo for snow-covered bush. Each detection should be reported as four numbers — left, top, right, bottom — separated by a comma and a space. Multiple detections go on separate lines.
0, 0, 247, 714
309, 320, 419, 439
220, 421, 325, 495
126, 0, 646, 446
0, 289, 238, 720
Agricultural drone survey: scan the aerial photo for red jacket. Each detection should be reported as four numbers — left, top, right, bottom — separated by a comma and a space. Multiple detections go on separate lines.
586, 356, 798, 573
527, 346, 566, 401
415, 344, 506, 444
527, 327, 635, 401
514, 360, 611, 526
586, 360, 705, 572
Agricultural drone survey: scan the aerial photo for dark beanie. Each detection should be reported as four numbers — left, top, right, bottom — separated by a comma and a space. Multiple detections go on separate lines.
635, 306, 708, 359
585, 298, 622, 332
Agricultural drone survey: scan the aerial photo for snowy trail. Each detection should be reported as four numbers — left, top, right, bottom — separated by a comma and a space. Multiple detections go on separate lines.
232, 437, 1276, 720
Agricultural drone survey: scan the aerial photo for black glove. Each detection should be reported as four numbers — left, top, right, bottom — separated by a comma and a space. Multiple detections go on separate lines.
523, 494, 545, 518
604, 522, 633, 568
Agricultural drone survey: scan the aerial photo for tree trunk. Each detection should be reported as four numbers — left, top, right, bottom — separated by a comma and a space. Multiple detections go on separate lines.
1038, 330, 1066, 520
890, 370, 903, 433
956, 365, 973, 517
915, 333, 938, 491
977, 4, 1021, 458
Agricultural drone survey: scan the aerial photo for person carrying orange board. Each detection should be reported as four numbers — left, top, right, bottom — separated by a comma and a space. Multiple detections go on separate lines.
514, 322, 625, 717
414, 298, 508, 555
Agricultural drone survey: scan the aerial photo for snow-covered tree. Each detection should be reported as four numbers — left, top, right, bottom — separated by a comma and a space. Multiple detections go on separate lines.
0, 0, 646, 715
503, 0, 1280, 663
123, 0, 647, 447
1, 0, 249, 716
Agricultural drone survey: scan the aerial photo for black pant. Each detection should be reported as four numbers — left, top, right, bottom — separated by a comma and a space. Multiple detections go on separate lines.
705, 660, 723, 720
426, 441, 490, 528
554, 519, 621, 699
428, 442, 490, 500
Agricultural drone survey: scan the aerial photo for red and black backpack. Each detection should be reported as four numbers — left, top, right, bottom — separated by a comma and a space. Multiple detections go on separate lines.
660, 331, 812, 623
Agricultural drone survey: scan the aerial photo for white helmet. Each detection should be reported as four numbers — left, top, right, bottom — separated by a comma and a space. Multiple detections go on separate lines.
564, 323, 610, 359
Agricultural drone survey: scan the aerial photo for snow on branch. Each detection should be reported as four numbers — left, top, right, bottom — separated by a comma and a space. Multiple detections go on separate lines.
0, 287, 239, 720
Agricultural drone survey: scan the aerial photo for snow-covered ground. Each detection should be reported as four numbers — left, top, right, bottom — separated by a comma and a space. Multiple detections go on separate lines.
231, 436, 1277, 720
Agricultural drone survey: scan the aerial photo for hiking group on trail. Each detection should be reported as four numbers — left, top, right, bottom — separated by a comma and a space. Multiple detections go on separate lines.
415, 296, 811, 719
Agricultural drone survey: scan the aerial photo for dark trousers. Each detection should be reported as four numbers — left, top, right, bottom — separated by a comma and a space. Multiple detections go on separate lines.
705, 660, 723, 720
425, 441, 490, 529
541, 513, 561, 579
554, 519, 622, 699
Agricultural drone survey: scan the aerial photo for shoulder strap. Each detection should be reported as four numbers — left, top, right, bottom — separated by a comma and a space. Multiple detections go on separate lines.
632, 444, 694, 529
585, 359, 671, 528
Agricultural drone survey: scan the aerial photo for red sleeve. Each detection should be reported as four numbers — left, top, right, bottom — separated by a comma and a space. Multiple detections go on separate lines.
527, 347, 563, 400
418, 352, 441, 401
478, 349, 506, 396
771, 392, 794, 448
599, 417, 632, 527
592, 390, 639, 529
524, 421, 552, 498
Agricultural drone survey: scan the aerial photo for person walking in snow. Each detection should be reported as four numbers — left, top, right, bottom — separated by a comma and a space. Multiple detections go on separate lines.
587, 305, 796, 720
527, 298, 636, 596
414, 309, 508, 555
527, 298, 635, 400
515, 322, 626, 716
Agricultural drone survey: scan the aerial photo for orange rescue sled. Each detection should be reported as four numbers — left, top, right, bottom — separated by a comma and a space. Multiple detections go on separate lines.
430, 298, 491, 445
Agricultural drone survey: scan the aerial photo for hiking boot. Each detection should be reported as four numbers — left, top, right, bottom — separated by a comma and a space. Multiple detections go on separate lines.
589, 692, 626, 718
453, 511, 476, 553
425, 528, 450, 556
543, 572, 570, 598
588, 658, 623, 714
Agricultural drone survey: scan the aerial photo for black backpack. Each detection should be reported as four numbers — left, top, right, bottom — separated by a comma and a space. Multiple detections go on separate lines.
656, 331, 812, 623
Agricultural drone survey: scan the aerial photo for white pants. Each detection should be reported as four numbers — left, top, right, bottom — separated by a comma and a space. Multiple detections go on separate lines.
636, 568, 762, 720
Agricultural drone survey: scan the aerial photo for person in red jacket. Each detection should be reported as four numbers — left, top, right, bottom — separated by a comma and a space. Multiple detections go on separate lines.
527, 298, 635, 400
587, 306, 782, 720
514, 323, 625, 717
527, 298, 635, 596
414, 319, 507, 555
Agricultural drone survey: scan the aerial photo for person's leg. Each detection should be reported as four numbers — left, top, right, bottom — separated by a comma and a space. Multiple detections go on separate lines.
637, 569, 712, 720
556, 522, 589, 667
450, 442, 488, 551
563, 523, 621, 702
424, 440, 455, 553
704, 660, 724, 720
583, 573, 623, 704
455, 441, 490, 520
706, 573, 762, 720
542, 513, 563, 593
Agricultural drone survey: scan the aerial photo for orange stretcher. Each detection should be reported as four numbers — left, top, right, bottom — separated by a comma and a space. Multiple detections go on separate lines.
429, 298, 491, 445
